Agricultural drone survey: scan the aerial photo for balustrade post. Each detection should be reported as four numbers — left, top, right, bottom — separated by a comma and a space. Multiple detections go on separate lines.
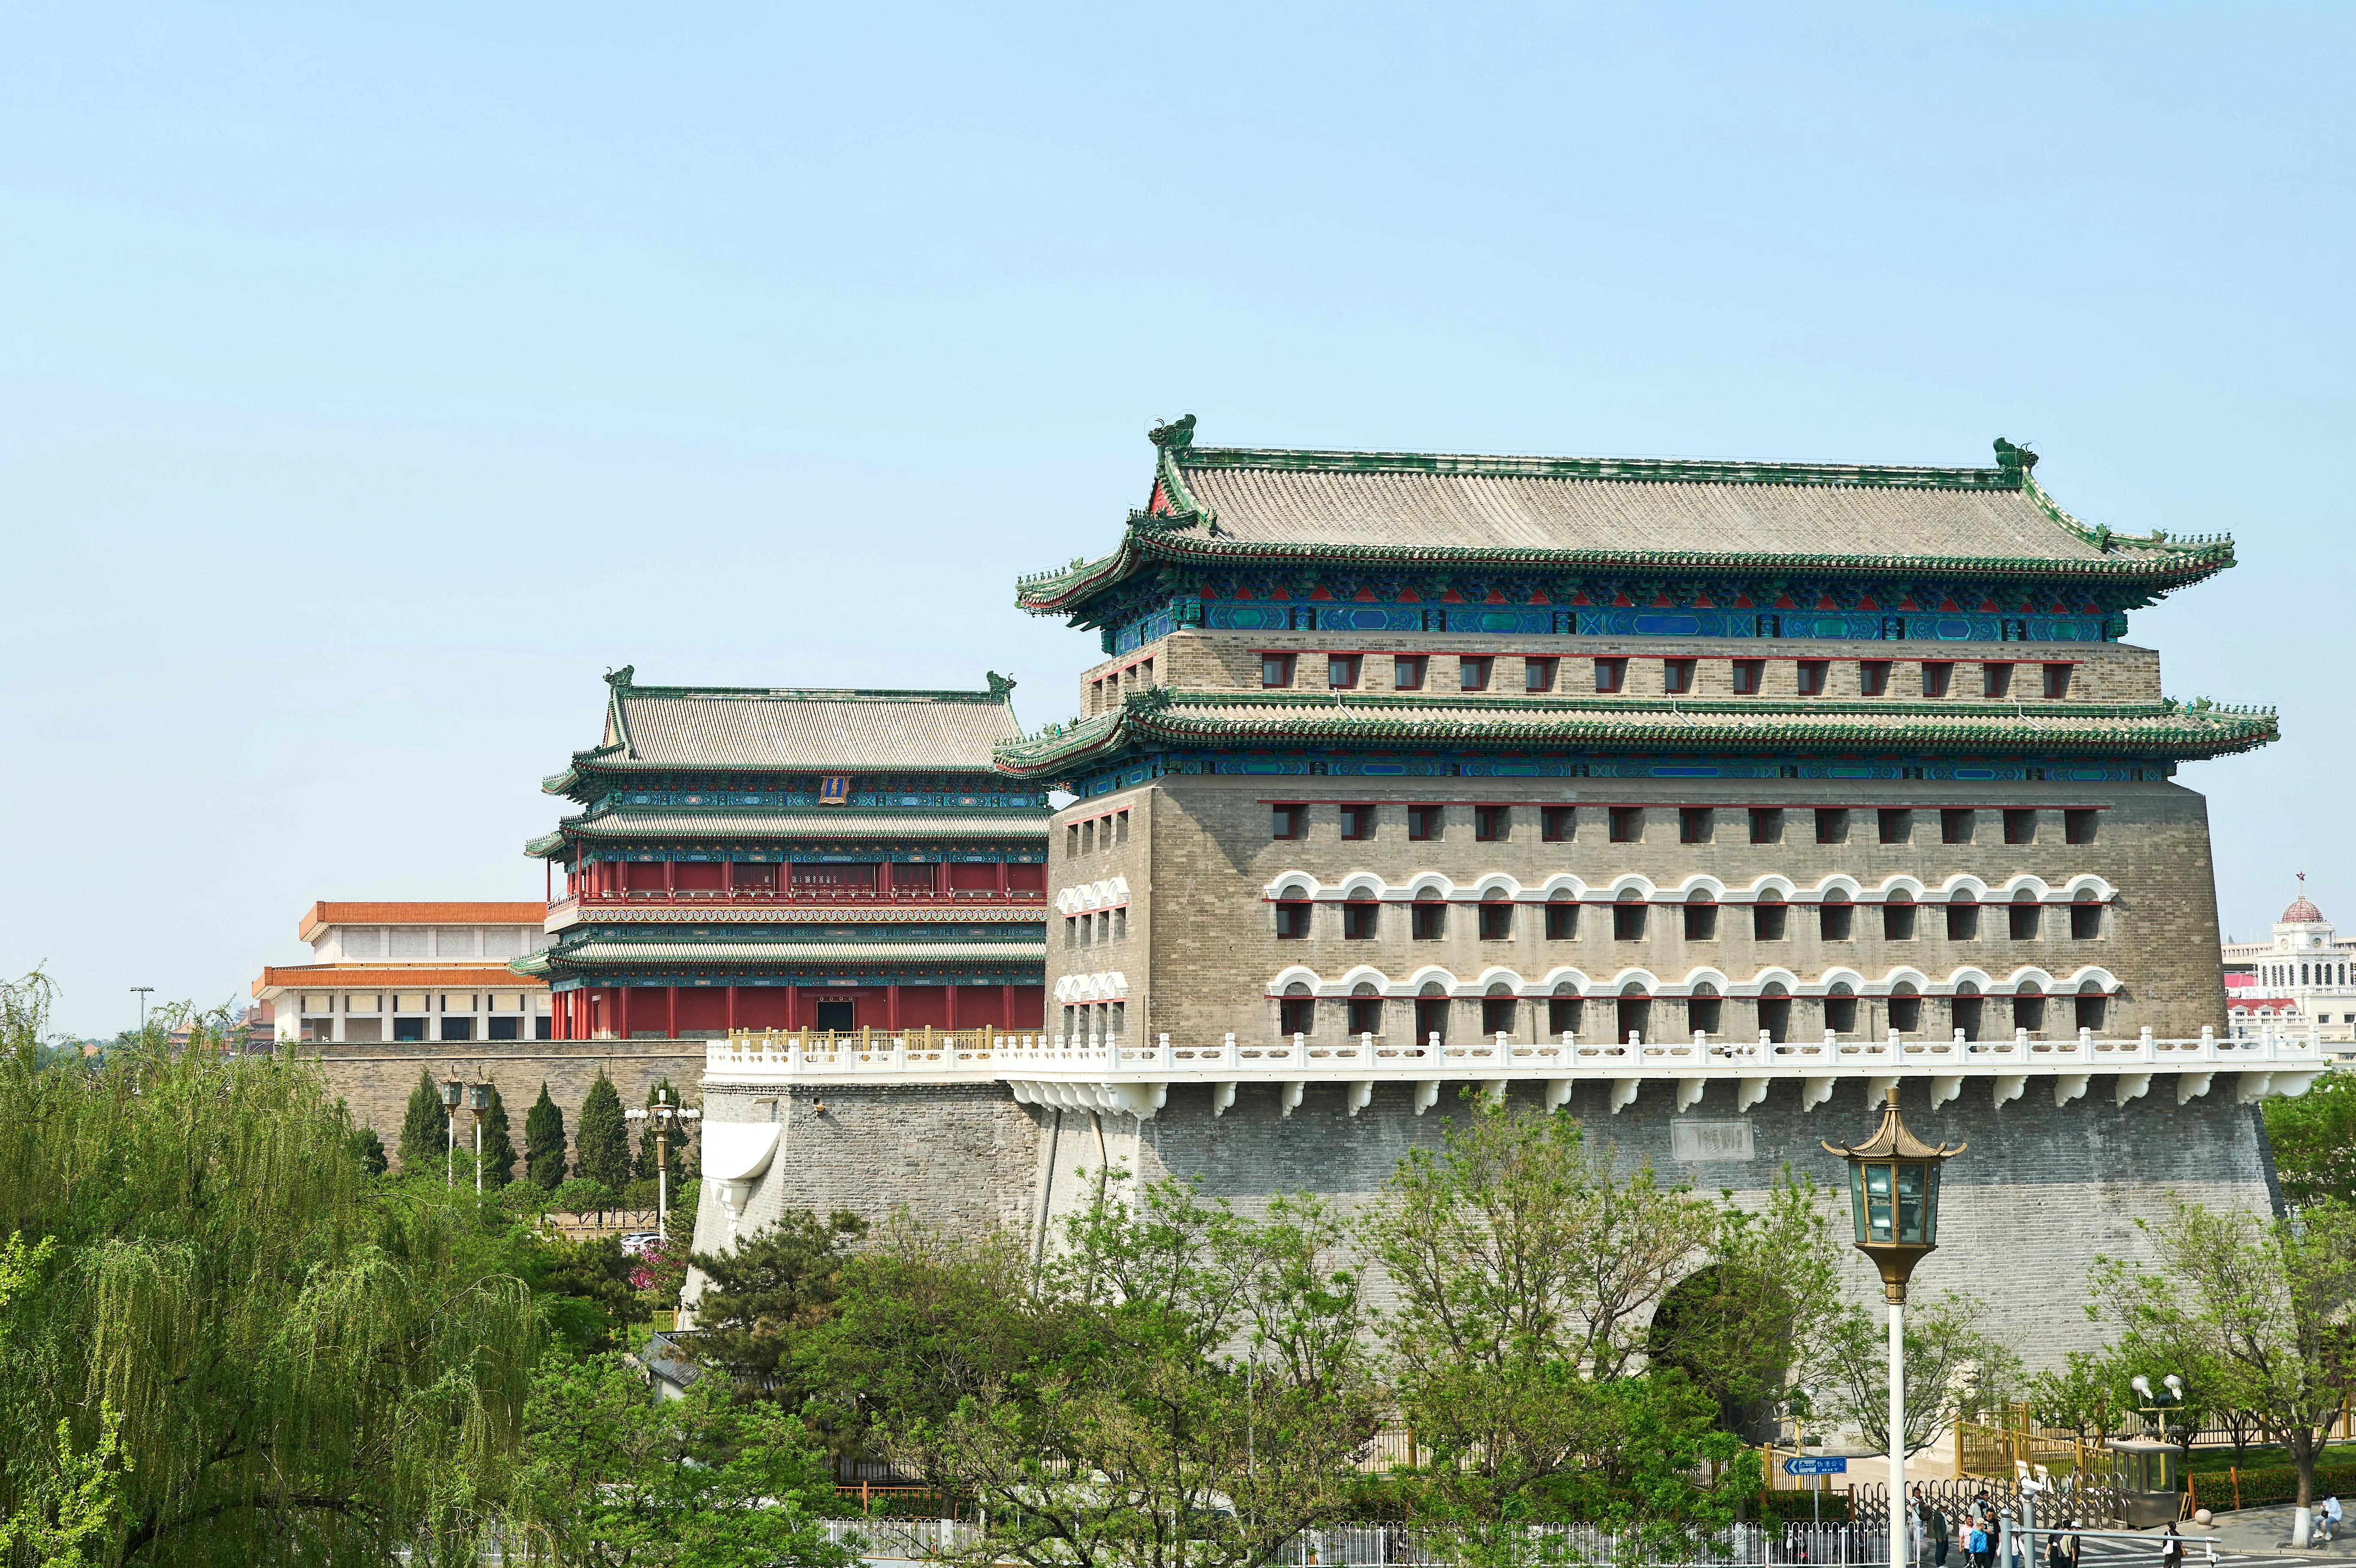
1824, 1027, 1838, 1048
1291, 1030, 1304, 1065
2140, 1026, 2154, 1055
1223, 1031, 1236, 1068
2201, 1025, 2216, 1056
1953, 1027, 1966, 1047
2014, 1026, 2029, 1049
1360, 1029, 1373, 1062
2079, 1026, 2093, 1051
1560, 1029, 1575, 1049
1627, 1029, 1641, 1049
1694, 1029, 1708, 1049
1158, 1032, 1171, 1068
1427, 1030, 1440, 1057
1495, 1029, 1508, 1055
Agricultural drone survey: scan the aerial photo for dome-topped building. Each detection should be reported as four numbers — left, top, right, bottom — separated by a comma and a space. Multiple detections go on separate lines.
2222, 883, 2356, 1044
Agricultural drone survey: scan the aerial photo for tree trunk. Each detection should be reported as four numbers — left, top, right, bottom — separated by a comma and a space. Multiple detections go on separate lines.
2289, 1426, 2317, 1510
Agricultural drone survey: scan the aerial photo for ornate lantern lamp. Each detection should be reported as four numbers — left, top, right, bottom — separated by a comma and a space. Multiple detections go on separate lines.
1823, 1086, 1965, 1568
440, 1077, 465, 1188
468, 1080, 495, 1196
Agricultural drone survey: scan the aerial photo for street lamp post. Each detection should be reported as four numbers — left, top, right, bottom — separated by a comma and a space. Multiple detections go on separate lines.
1824, 1086, 1966, 1568
469, 1079, 494, 1196
441, 1076, 464, 1188
625, 1087, 702, 1240
131, 987, 153, 1037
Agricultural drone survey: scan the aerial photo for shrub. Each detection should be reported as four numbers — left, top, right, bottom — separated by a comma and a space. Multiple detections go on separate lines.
2187, 1460, 2356, 1511
552, 1176, 618, 1214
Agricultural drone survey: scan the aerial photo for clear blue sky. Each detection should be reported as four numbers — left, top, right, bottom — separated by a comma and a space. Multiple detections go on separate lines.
4, 4, 2348, 1037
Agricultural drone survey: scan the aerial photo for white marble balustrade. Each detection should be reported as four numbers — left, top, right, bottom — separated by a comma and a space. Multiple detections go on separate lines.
701, 1024, 2330, 1118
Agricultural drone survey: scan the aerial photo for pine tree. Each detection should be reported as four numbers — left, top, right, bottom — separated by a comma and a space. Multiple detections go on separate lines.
477, 1085, 518, 1188
349, 1126, 389, 1177
525, 1082, 568, 1188
397, 1069, 450, 1175
574, 1070, 631, 1192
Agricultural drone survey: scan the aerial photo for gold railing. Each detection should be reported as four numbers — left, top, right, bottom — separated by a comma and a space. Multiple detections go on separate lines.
1957, 1405, 2103, 1479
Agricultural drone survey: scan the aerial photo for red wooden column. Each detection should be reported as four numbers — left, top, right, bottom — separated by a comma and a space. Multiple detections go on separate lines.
663, 860, 675, 894
996, 862, 1009, 898
619, 987, 632, 1040
722, 860, 735, 893
726, 985, 738, 1032
887, 985, 901, 1031
784, 984, 798, 1030
945, 986, 958, 1029
1001, 984, 1015, 1030
665, 987, 677, 1040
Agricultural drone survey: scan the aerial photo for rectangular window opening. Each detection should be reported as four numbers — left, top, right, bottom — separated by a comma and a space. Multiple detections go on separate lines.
1815, 807, 1847, 844
1664, 658, 1696, 695
1458, 656, 1492, 692
1525, 657, 1558, 693
1731, 659, 1763, 695
2043, 663, 2073, 699
1609, 806, 1642, 843
1261, 654, 1295, 689
1860, 660, 1891, 697
1272, 804, 1307, 840
1749, 807, 1783, 844
1878, 808, 1911, 845
1541, 805, 1575, 842
1593, 657, 1626, 693
1922, 662, 1953, 699
1679, 806, 1711, 844
1984, 662, 2014, 699
1393, 654, 1426, 691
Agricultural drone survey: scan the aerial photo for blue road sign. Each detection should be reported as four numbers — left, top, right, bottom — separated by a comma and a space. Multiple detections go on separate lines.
1783, 1456, 1848, 1477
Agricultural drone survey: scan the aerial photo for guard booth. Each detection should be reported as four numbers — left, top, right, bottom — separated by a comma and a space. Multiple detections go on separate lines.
2108, 1438, 2186, 1527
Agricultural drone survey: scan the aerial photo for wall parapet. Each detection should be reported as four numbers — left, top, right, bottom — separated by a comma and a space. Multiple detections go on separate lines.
700, 1025, 2328, 1116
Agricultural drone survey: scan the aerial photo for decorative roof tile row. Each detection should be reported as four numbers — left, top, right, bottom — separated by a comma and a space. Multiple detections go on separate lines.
527, 807, 1051, 857
992, 690, 2278, 776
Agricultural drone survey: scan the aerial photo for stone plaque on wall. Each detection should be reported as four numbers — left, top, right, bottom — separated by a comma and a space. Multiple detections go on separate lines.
1670, 1120, 1755, 1163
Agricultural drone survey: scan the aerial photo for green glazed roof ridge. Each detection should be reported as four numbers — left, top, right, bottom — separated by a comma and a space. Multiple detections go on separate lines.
2020, 470, 2233, 559
1174, 445, 2023, 490
991, 698, 2278, 773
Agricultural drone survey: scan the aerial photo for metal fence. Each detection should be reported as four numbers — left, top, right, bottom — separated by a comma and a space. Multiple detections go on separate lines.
821, 1518, 1894, 1567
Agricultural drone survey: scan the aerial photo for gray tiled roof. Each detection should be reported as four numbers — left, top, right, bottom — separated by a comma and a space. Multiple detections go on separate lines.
614, 689, 1021, 770
1178, 465, 2159, 567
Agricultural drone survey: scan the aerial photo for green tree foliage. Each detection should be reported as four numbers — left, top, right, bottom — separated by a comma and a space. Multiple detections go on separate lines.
1366, 1097, 1822, 1540
691, 1210, 870, 1393
0, 972, 536, 1567
348, 1126, 389, 1178
2092, 1195, 2356, 1509
552, 1176, 619, 1215
478, 1085, 518, 1189
1818, 1291, 2022, 1459
903, 1178, 1385, 1568
509, 1351, 848, 1568
2264, 1070, 2356, 1208
524, 1083, 568, 1189
574, 1072, 632, 1193
398, 1067, 451, 1175
2024, 1347, 2136, 1442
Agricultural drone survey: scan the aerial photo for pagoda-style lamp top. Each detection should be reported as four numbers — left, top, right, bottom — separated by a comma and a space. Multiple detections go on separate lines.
468, 1081, 494, 1113
1821, 1086, 1967, 1303
440, 1077, 464, 1110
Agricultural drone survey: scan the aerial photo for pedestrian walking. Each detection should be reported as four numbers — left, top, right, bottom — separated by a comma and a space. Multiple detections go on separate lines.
1911, 1486, 1929, 1568
1927, 1501, 1951, 1568
2159, 1523, 2185, 1568
2058, 1519, 2081, 1568
1968, 1516, 1990, 1568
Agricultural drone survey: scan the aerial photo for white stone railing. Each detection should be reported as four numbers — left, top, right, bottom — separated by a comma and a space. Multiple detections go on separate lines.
702, 1025, 2332, 1116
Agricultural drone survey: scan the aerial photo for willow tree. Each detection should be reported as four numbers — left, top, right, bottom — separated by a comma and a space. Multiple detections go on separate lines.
0, 973, 537, 1567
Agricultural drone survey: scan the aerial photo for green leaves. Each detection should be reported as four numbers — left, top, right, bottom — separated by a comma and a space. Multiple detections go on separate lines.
575, 1072, 633, 1193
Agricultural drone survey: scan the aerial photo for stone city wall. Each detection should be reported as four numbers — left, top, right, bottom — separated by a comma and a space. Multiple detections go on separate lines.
300, 1041, 706, 1173
689, 1072, 2280, 1372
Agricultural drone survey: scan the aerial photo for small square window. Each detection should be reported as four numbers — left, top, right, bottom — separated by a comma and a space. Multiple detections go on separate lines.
1679, 807, 1711, 844
1593, 658, 1626, 693
1525, 657, 1558, 693
1609, 806, 1642, 843
1664, 658, 1695, 694
1407, 804, 1439, 841
2009, 902, 2041, 940
1749, 808, 1782, 843
1941, 808, 1974, 844
1474, 805, 1507, 842
1393, 655, 1426, 690
1274, 901, 1311, 939
1459, 656, 1492, 691
1279, 996, 1314, 1035
1347, 996, 1383, 1034
1884, 904, 1917, 941
1753, 902, 1788, 941
1547, 996, 1582, 1036
1481, 996, 1517, 1035
1541, 805, 1575, 842
1860, 660, 1891, 697
1878, 808, 1910, 845
1684, 902, 1717, 940
1947, 902, 1979, 940
1796, 660, 1829, 696
1343, 901, 1379, 939
2043, 663, 2073, 699
2004, 809, 2036, 845
1545, 901, 1578, 940
2065, 808, 2097, 845
1328, 654, 1360, 688
1339, 804, 1376, 840
1478, 902, 1512, 941
1814, 808, 1847, 844
1272, 804, 1307, 840
1984, 662, 2014, 699
1262, 654, 1296, 688
1820, 902, 1854, 941
1922, 662, 1952, 698
2071, 902, 2102, 940
1612, 902, 1646, 940
1731, 660, 1763, 695
1411, 900, 1445, 940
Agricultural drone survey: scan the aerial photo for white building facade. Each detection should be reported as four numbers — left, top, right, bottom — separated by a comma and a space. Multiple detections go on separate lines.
2222, 891, 2356, 1044
253, 901, 555, 1044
